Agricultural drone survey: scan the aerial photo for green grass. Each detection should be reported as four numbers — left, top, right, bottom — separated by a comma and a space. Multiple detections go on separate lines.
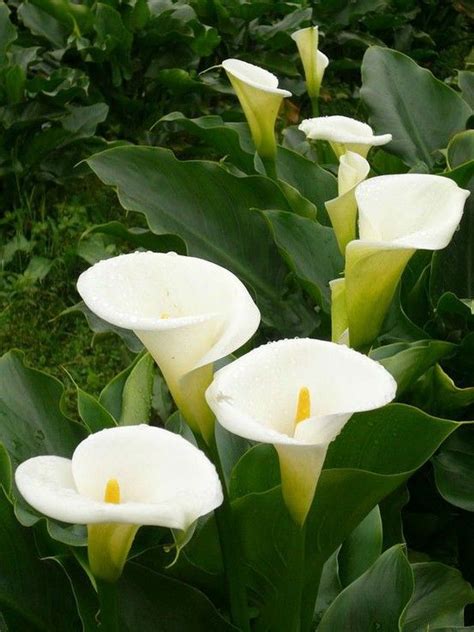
0, 180, 135, 413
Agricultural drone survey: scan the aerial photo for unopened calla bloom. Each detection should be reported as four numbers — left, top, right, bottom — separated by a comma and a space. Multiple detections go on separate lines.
291, 26, 329, 99
15, 425, 223, 582
298, 115, 392, 159
77, 252, 260, 442
206, 339, 396, 525
333, 174, 470, 349
325, 151, 370, 254
222, 59, 291, 159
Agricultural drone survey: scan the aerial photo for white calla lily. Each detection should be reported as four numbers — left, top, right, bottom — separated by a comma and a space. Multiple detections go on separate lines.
206, 338, 396, 525
77, 252, 260, 442
222, 58, 291, 159
298, 115, 392, 158
15, 425, 223, 581
291, 26, 329, 100
333, 174, 470, 349
325, 151, 370, 253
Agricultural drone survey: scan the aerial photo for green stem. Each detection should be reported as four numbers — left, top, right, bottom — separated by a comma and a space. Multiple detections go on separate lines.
204, 437, 250, 632
97, 580, 119, 632
273, 523, 306, 632
300, 553, 325, 632
310, 96, 320, 117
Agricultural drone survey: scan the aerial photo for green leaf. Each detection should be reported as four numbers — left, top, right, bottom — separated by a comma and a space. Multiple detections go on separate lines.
117, 562, 237, 631
61, 103, 109, 136
157, 112, 255, 173
317, 545, 413, 632
0, 1, 17, 64
0, 350, 85, 467
119, 352, 155, 426
17, 2, 68, 49
410, 365, 474, 418
62, 301, 143, 353
87, 145, 316, 335
275, 147, 338, 223
403, 562, 474, 631
338, 506, 383, 587
0, 489, 80, 631
265, 210, 343, 314
433, 426, 474, 511
229, 443, 280, 499
361, 47, 472, 168
369, 340, 456, 396
85, 220, 186, 255
77, 387, 117, 432
459, 70, 474, 109
447, 130, 474, 169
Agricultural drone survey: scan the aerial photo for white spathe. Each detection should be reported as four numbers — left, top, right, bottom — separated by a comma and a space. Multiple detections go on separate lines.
298, 115, 392, 158
15, 425, 223, 580
325, 151, 370, 254
340, 174, 470, 349
206, 338, 396, 524
77, 252, 260, 441
291, 27, 329, 98
15, 425, 223, 527
222, 58, 291, 159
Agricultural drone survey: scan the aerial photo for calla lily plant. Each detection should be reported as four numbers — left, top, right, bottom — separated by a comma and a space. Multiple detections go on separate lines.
222, 58, 291, 161
299, 115, 392, 158
77, 251, 260, 443
332, 174, 470, 349
15, 425, 223, 582
206, 338, 397, 526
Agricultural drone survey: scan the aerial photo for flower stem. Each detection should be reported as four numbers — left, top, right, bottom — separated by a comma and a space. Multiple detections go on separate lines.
311, 96, 320, 117
205, 437, 250, 632
273, 522, 306, 632
97, 579, 119, 632
300, 553, 325, 632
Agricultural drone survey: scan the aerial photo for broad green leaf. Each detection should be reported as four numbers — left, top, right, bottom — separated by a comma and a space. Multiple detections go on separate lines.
338, 506, 383, 587
361, 47, 472, 168
275, 146, 337, 224
215, 423, 250, 487
0, 350, 85, 466
0, 1, 17, 64
447, 130, 474, 169
0, 489, 80, 631
158, 112, 255, 173
433, 426, 474, 511
117, 562, 237, 631
379, 484, 409, 549
370, 340, 456, 396
99, 353, 142, 420
77, 387, 116, 432
84, 220, 185, 255
403, 562, 474, 631
17, 2, 68, 49
229, 443, 280, 499
265, 210, 343, 314
119, 353, 155, 426
317, 545, 413, 632
87, 145, 316, 335
0, 443, 12, 494
61, 103, 108, 136
410, 365, 474, 418
50, 554, 98, 631
459, 70, 474, 109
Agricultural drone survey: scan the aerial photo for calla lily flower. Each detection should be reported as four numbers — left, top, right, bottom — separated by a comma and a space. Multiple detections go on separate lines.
333, 174, 470, 349
15, 425, 223, 582
77, 252, 260, 442
291, 26, 329, 100
222, 58, 291, 159
298, 115, 392, 159
206, 338, 396, 525
325, 151, 370, 254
